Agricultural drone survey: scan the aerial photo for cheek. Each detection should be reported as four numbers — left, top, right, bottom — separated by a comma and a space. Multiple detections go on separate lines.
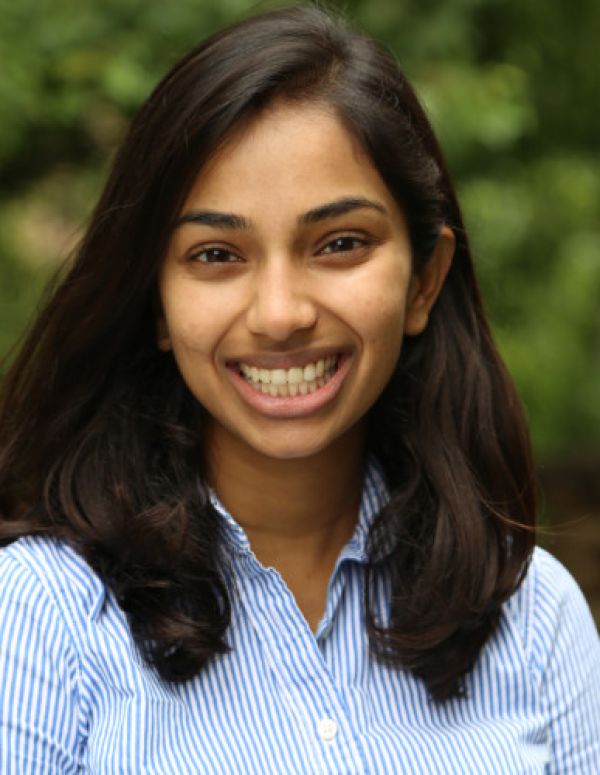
160, 286, 228, 360
337, 271, 410, 394
363, 298, 406, 379
342, 277, 409, 349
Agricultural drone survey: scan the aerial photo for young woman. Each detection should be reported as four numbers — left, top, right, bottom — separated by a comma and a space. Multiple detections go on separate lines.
1, 5, 598, 773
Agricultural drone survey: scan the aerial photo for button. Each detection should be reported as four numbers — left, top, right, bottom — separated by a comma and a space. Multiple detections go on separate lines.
317, 717, 338, 742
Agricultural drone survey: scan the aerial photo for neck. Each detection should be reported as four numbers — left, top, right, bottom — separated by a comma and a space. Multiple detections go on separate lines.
206, 423, 367, 569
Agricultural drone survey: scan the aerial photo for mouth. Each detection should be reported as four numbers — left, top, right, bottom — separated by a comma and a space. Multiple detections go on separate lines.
238, 354, 341, 397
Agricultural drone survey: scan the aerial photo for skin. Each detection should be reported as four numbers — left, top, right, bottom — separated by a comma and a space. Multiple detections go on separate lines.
159, 101, 453, 629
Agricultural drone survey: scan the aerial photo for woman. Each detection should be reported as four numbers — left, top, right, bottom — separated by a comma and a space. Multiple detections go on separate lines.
0, 5, 598, 773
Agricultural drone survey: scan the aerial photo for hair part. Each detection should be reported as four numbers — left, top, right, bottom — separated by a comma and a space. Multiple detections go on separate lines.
0, 4, 536, 701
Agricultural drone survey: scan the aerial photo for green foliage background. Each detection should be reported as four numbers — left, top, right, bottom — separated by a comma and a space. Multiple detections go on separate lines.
1, 0, 599, 459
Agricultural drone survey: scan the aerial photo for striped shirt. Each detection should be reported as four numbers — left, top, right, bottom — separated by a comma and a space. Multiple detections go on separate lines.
1, 462, 599, 774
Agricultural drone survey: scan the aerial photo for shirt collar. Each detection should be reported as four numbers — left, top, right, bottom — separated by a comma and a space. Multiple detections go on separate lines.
209, 454, 390, 564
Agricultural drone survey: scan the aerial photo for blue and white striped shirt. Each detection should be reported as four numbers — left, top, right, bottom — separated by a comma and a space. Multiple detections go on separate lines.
1, 462, 599, 773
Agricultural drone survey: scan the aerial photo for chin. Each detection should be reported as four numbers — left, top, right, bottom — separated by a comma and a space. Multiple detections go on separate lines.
249, 438, 331, 462
246, 419, 357, 461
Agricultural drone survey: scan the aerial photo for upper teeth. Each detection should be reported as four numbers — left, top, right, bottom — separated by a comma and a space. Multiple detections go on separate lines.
240, 356, 337, 385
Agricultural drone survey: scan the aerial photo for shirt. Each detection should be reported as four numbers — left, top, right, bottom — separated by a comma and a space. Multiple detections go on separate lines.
0, 462, 599, 774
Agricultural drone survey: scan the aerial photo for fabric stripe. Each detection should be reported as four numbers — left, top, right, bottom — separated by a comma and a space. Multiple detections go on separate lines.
1, 461, 599, 773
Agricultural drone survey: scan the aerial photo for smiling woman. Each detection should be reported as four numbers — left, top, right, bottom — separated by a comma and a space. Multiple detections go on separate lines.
0, 5, 598, 774
158, 102, 449, 465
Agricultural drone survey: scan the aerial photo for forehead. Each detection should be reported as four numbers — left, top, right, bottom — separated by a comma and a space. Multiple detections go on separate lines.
179, 100, 399, 218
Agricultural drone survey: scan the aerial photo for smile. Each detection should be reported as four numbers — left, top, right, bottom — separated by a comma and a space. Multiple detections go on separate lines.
239, 356, 339, 397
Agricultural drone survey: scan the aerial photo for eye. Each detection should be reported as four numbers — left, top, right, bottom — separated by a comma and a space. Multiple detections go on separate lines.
319, 235, 369, 255
189, 247, 242, 263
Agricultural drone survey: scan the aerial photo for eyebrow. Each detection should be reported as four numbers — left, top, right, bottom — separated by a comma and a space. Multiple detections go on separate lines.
174, 210, 251, 230
174, 196, 388, 231
299, 197, 388, 224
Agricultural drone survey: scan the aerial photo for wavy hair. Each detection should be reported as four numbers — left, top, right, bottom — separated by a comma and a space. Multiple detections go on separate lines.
0, 5, 536, 700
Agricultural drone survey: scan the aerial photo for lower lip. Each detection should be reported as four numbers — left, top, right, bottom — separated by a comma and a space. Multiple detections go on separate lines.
226, 355, 352, 418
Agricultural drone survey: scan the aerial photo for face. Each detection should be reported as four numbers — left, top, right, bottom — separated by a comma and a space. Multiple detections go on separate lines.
159, 101, 446, 465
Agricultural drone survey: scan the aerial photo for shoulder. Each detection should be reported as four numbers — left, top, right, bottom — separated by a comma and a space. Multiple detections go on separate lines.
506, 546, 596, 634
0, 535, 107, 636
504, 546, 600, 685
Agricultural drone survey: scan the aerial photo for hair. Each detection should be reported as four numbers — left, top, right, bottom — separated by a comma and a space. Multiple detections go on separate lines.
0, 4, 536, 701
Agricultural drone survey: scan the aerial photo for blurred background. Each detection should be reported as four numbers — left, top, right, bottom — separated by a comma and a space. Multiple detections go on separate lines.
1, 0, 598, 619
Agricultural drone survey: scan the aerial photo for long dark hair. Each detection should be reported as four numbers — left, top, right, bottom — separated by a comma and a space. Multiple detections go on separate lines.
0, 5, 536, 700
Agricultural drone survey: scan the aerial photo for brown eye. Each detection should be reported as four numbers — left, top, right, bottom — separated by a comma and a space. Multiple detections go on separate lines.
320, 236, 368, 254
190, 247, 242, 263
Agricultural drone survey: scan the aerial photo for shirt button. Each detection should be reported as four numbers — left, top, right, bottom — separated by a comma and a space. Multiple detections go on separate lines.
317, 718, 338, 742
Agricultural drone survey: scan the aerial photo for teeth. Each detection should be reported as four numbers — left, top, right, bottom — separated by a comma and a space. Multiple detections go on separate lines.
287, 367, 304, 385
303, 363, 316, 382
239, 355, 340, 396
271, 369, 287, 386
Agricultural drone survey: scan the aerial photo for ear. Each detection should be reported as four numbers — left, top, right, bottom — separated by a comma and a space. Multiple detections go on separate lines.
156, 316, 172, 352
404, 226, 455, 336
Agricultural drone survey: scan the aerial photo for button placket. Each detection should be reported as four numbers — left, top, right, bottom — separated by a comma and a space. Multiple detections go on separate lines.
240, 567, 366, 773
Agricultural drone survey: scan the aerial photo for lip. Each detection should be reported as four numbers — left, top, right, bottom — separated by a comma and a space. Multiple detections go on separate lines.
226, 351, 353, 418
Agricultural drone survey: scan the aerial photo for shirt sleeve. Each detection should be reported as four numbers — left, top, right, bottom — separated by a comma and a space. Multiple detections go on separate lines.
0, 551, 82, 774
529, 548, 600, 774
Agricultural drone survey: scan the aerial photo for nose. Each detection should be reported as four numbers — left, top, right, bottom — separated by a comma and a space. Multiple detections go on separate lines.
245, 259, 318, 342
